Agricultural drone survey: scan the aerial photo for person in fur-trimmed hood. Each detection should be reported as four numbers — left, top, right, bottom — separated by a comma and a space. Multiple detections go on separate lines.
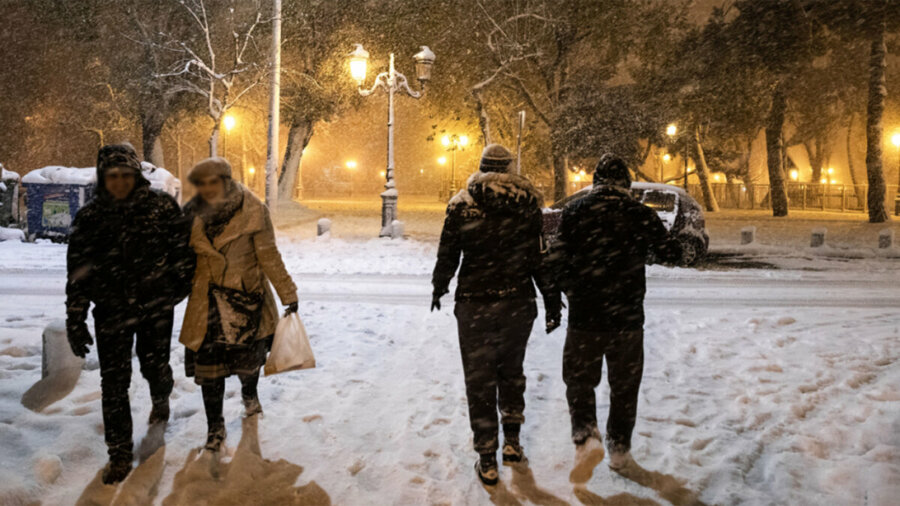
432, 143, 561, 486
546, 153, 681, 484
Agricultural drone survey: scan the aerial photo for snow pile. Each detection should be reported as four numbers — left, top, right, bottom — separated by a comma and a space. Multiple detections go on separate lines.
1, 165, 20, 182
0, 227, 25, 242
22, 166, 96, 185
140, 162, 181, 198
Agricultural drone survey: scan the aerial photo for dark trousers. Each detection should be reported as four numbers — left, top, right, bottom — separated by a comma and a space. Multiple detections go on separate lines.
94, 304, 175, 460
455, 299, 536, 454
562, 327, 643, 453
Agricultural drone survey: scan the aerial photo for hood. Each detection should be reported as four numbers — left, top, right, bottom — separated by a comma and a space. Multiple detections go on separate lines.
95, 166, 151, 202
450, 170, 543, 211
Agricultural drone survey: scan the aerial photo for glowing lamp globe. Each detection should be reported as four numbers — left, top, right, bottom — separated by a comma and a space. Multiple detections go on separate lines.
349, 44, 369, 84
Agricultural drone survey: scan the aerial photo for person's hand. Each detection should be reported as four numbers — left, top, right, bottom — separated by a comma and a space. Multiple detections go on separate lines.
545, 312, 561, 334
66, 319, 93, 358
430, 294, 442, 312
284, 302, 299, 317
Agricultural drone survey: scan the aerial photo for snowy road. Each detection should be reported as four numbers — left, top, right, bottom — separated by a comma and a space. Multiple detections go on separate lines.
0, 239, 898, 505
2, 268, 898, 309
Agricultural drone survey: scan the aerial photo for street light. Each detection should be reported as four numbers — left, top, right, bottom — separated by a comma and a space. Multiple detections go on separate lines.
790, 169, 799, 181
441, 134, 468, 194
666, 123, 688, 190
350, 44, 435, 237
892, 132, 900, 215
346, 160, 358, 169
666, 124, 677, 137
437, 156, 447, 166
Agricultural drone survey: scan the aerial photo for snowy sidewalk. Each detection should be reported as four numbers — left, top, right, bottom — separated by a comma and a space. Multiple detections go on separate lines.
0, 238, 898, 505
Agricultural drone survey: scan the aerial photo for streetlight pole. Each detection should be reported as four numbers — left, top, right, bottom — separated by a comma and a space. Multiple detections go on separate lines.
891, 132, 900, 215
442, 134, 468, 195
351, 45, 434, 237
264, 0, 282, 211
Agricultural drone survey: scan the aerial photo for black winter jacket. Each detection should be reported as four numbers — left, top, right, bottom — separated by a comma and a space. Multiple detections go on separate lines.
548, 185, 681, 331
432, 171, 559, 312
66, 172, 194, 323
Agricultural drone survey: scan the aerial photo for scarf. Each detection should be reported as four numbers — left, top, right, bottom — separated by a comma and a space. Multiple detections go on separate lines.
187, 180, 244, 241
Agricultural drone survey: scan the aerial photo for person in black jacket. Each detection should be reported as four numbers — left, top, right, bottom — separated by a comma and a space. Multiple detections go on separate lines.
65, 143, 194, 484
548, 154, 681, 484
432, 144, 561, 486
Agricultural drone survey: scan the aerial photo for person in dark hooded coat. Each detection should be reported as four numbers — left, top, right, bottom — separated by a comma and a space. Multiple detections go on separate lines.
547, 154, 681, 484
65, 143, 194, 484
432, 143, 561, 486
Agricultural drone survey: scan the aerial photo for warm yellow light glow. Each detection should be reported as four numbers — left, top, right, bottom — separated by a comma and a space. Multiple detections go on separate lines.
891, 132, 900, 148
573, 173, 582, 182
827, 167, 834, 175
437, 156, 447, 165
790, 169, 799, 181
223, 114, 236, 131
419, 169, 424, 174
666, 124, 677, 136
441, 135, 451, 147
379, 170, 386, 178
820, 178, 828, 184
350, 59, 367, 83
662, 154, 671, 162
346, 160, 358, 169
830, 179, 838, 185
248, 167, 255, 175
579, 170, 586, 177
459, 135, 469, 147
713, 174, 721, 182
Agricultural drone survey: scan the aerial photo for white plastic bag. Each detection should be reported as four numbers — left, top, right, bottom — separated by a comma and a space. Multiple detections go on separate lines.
265, 313, 315, 376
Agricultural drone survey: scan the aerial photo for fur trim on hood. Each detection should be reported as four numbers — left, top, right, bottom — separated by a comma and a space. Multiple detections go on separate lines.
449, 170, 543, 210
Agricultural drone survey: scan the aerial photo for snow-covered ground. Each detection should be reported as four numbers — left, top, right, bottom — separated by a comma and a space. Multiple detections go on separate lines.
0, 235, 898, 505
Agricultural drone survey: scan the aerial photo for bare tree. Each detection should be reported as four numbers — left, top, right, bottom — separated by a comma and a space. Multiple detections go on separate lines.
160, 0, 267, 157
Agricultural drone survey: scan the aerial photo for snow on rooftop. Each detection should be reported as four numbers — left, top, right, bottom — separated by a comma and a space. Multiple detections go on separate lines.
1, 166, 20, 182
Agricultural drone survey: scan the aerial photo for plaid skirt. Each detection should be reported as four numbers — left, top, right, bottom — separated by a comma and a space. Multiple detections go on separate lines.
184, 294, 272, 386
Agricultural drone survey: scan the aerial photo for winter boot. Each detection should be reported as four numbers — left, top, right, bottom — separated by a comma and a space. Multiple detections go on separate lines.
475, 453, 499, 486
569, 435, 605, 484
204, 425, 227, 453
502, 438, 525, 465
243, 396, 263, 417
148, 398, 170, 425
608, 450, 634, 471
101, 457, 133, 485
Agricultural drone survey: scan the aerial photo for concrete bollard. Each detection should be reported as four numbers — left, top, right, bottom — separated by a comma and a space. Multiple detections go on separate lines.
391, 220, 405, 239
317, 218, 332, 237
878, 229, 894, 249
741, 226, 756, 245
810, 228, 827, 248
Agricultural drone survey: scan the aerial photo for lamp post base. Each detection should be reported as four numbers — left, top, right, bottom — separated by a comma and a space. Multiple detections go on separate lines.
380, 192, 398, 237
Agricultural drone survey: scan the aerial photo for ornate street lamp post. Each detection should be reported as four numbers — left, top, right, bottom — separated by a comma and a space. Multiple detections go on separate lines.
349, 44, 435, 237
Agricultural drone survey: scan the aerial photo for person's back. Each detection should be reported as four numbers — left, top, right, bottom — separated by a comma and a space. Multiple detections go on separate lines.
555, 184, 679, 331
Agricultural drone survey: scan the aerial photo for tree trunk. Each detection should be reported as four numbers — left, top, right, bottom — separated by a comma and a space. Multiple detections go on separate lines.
765, 83, 790, 217
846, 113, 867, 207
140, 108, 167, 167
551, 140, 567, 201
473, 88, 493, 146
209, 122, 220, 158
693, 126, 719, 212
865, 19, 890, 222
278, 118, 314, 202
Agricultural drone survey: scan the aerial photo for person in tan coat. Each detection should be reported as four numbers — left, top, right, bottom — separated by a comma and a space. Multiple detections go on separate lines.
181, 157, 298, 451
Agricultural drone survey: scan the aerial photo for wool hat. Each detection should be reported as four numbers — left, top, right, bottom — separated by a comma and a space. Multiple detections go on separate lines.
97, 143, 141, 175
479, 144, 514, 173
593, 153, 631, 187
188, 157, 233, 184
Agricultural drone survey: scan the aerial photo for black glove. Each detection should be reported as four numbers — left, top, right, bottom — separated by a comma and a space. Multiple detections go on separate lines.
284, 301, 299, 317
545, 312, 561, 334
430, 294, 442, 312
66, 319, 93, 358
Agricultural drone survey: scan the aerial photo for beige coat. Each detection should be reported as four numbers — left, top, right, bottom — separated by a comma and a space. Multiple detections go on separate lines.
180, 185, 298, 351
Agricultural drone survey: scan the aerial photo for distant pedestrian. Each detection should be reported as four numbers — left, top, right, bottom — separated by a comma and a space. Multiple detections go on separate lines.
66, 143, 193, 484
180, 157, 298, 453
432, 144, 561, 486
548, 154, 682, 483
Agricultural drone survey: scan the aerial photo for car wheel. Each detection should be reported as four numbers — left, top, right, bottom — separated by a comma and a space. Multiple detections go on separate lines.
679, 237, 706, 266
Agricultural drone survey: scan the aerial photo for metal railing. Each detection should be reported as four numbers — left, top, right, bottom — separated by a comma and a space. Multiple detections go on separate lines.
683, 183, 899, 213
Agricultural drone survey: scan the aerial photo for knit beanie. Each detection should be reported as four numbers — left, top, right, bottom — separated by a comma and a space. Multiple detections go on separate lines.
593, 153, 631, 187
188, 157, 233, 184
479, 144, 514, 173
97, 143, 141, 175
